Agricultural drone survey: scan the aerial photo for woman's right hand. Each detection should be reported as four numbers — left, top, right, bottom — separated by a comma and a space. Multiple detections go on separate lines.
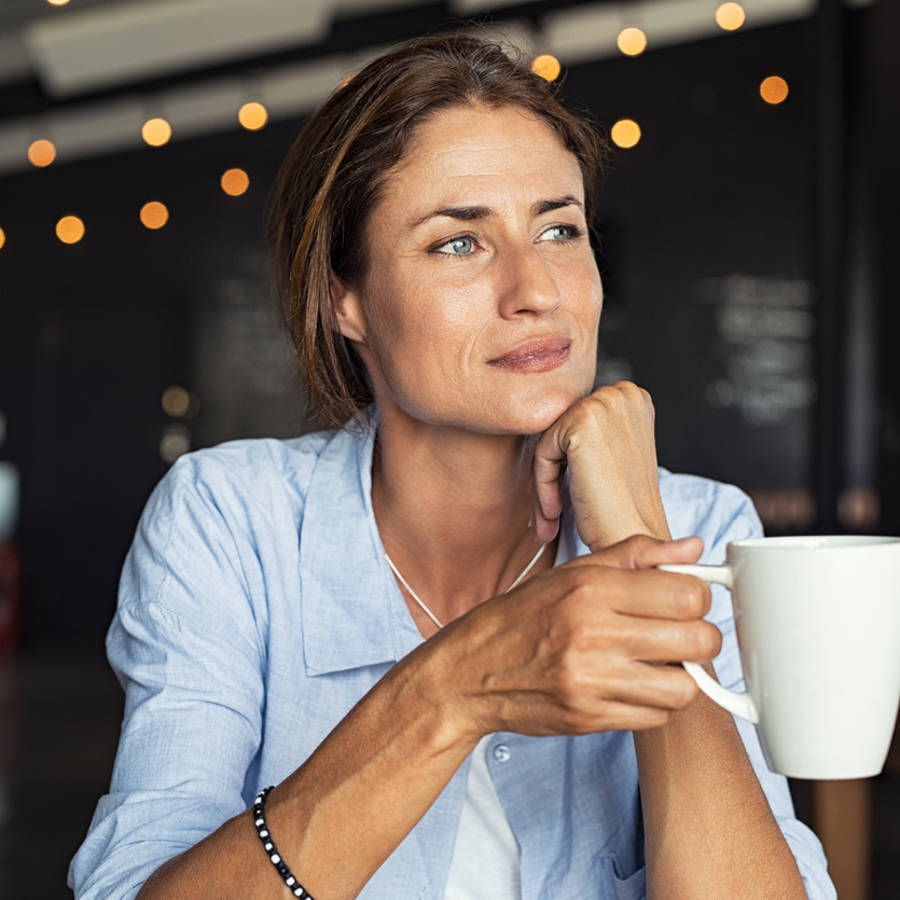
429, 534, 722, 741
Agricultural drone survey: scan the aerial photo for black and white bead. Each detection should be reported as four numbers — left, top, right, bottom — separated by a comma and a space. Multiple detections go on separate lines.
252, 786, 315, 900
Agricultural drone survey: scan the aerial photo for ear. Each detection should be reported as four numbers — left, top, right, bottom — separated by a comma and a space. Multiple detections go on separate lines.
330, 271, 368, 344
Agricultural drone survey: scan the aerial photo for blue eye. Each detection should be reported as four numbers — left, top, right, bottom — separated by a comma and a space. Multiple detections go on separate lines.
435, 235, 475, 256
539, 224, 583, 242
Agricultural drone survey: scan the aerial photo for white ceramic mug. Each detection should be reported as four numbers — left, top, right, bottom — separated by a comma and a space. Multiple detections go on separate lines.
660, 535, 900, 779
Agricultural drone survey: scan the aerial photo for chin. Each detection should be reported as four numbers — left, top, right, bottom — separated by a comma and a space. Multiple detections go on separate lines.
489, 386, 587, 436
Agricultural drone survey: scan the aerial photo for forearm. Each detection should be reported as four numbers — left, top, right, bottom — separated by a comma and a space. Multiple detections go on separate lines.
137, 640, 476, 900
633, 686, 806, 899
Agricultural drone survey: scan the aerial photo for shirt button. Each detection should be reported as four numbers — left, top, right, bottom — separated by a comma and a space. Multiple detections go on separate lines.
492, 743, 511, 763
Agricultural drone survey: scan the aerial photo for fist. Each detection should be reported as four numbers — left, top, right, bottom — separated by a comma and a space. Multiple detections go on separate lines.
532, 381, 670, 551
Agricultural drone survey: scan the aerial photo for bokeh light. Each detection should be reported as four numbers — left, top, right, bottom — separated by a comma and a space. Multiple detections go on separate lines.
221, 168, 250, 196
140, 201, 169, 230
238, 101, 268, 131
159, 424, 190, 463
56, 215, 85, 244
716, 2, 746, 31
610, 119, 642, 149
161, 385, 191, 418
28, 139, 57, 168
531, 54, 561, 82
47, 0, 70, 5
142, 117, 172, 147
760, 75, 789, 105
0, 228, 5, 250
617, 27, 648, 57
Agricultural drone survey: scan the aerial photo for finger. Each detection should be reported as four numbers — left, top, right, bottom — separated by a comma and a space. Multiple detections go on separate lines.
597, 661, 701, 711
563, 701, 671, 734
613, 616, 722, 663
532, 498, 560, 544
532, 424, 567, 526
592, 533, 704, 571
606, 567, 712, 620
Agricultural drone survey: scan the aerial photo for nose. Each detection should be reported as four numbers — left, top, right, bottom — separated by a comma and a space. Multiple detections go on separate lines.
496, 243, 562, 318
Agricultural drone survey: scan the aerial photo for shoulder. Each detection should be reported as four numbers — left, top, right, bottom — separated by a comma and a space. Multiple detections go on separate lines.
132, 430, 342, 556
658, 466, 763, 560
154, 430, 333, 508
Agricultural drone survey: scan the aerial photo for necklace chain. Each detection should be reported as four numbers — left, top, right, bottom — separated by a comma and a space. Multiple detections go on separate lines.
384, 542, 548, 629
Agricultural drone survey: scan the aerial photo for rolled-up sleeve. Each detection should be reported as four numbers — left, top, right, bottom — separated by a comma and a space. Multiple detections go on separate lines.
700, 484, 836, 900
68, 455, 266, 899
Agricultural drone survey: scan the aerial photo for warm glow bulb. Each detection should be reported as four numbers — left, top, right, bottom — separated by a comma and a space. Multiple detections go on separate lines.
28, 139, 57, 168
56, 215, 85, 244
221, 168, 250, 196
716, 2, 746, 31
140, 201, 169, 230
0, 228, 5, 250
531, 54, 561, 82
617, 27, 648, 57
760, 75, 789, 105
161, 385, 191, 417
238, 101, 268, 131
142, 117, 172, 147
611, 119, 641, 149
47, 0, 71, 5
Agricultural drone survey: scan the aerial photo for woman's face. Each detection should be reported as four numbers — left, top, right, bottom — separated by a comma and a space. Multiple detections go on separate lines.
336, 102, 603, 435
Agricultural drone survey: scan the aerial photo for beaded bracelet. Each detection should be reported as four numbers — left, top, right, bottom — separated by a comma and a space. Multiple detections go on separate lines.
252, 786, 315, 899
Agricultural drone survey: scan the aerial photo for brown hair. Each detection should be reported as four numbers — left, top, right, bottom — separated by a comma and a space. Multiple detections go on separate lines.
266, 32, 607, 428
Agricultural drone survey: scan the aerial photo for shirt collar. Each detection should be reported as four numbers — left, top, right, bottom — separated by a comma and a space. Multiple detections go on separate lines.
300, 409, 421, 676
299, 408, 586, 677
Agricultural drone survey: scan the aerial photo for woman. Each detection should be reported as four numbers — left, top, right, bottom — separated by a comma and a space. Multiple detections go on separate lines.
70, 34, 834, 899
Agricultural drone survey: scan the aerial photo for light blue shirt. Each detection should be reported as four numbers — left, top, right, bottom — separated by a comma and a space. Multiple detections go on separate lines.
69, 412, 835, 899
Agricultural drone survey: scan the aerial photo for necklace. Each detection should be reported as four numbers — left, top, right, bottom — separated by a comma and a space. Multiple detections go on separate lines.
384, 541, 548, 630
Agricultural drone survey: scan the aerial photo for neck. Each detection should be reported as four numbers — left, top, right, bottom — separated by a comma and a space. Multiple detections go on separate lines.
371, 405, 552, 626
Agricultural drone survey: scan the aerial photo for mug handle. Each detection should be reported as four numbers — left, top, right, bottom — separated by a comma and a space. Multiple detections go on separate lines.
658, 563, 759, 725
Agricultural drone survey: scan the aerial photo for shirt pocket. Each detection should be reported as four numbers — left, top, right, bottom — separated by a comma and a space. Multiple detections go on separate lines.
595, 856, 647, 900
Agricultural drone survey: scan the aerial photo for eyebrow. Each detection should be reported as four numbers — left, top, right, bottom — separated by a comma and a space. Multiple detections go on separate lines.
410, 194, 583, 228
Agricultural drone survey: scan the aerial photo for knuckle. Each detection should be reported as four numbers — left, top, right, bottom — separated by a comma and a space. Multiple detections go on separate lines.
566, 398, 594, 429
677, 578, 710, 618
552, 657, 588, 704
558, 706, 588, 734
671, 670, 700, 709
688, 622, 722, 660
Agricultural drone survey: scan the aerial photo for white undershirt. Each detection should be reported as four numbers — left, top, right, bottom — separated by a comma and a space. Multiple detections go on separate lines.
443, 735, 521, 899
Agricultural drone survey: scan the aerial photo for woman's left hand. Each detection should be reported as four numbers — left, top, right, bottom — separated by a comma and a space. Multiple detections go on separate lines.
532, 381, 670, 551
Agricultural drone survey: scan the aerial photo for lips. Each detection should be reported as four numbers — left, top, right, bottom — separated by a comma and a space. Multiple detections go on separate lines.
488, 336, 572, 372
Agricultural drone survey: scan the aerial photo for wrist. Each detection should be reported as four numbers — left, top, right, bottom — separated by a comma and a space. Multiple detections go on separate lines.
588, 519, 672, 553
396, 627, 485, 756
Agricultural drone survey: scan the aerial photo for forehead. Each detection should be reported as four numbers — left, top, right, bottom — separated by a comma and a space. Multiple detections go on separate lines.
378, 103, 584, 213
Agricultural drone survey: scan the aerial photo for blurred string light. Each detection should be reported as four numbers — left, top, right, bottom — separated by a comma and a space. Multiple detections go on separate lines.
617, 27, 648, 57
238, 101, 268, 131
159, 424, 190, 464
56, 215, 85, 244
161, 385, 191, 417
140, 201, 169, 230
531, 54, 561, 82
716, 2, 746, 31
610, 118, 641, 148
221, 167, 249, 196
760, 75, 789, 104
0, 228, 5, 250
142, 117, 172, 147
28, 139, 56, 168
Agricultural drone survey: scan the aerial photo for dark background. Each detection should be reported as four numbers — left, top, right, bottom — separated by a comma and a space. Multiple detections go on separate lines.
0, 0, 897, 896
